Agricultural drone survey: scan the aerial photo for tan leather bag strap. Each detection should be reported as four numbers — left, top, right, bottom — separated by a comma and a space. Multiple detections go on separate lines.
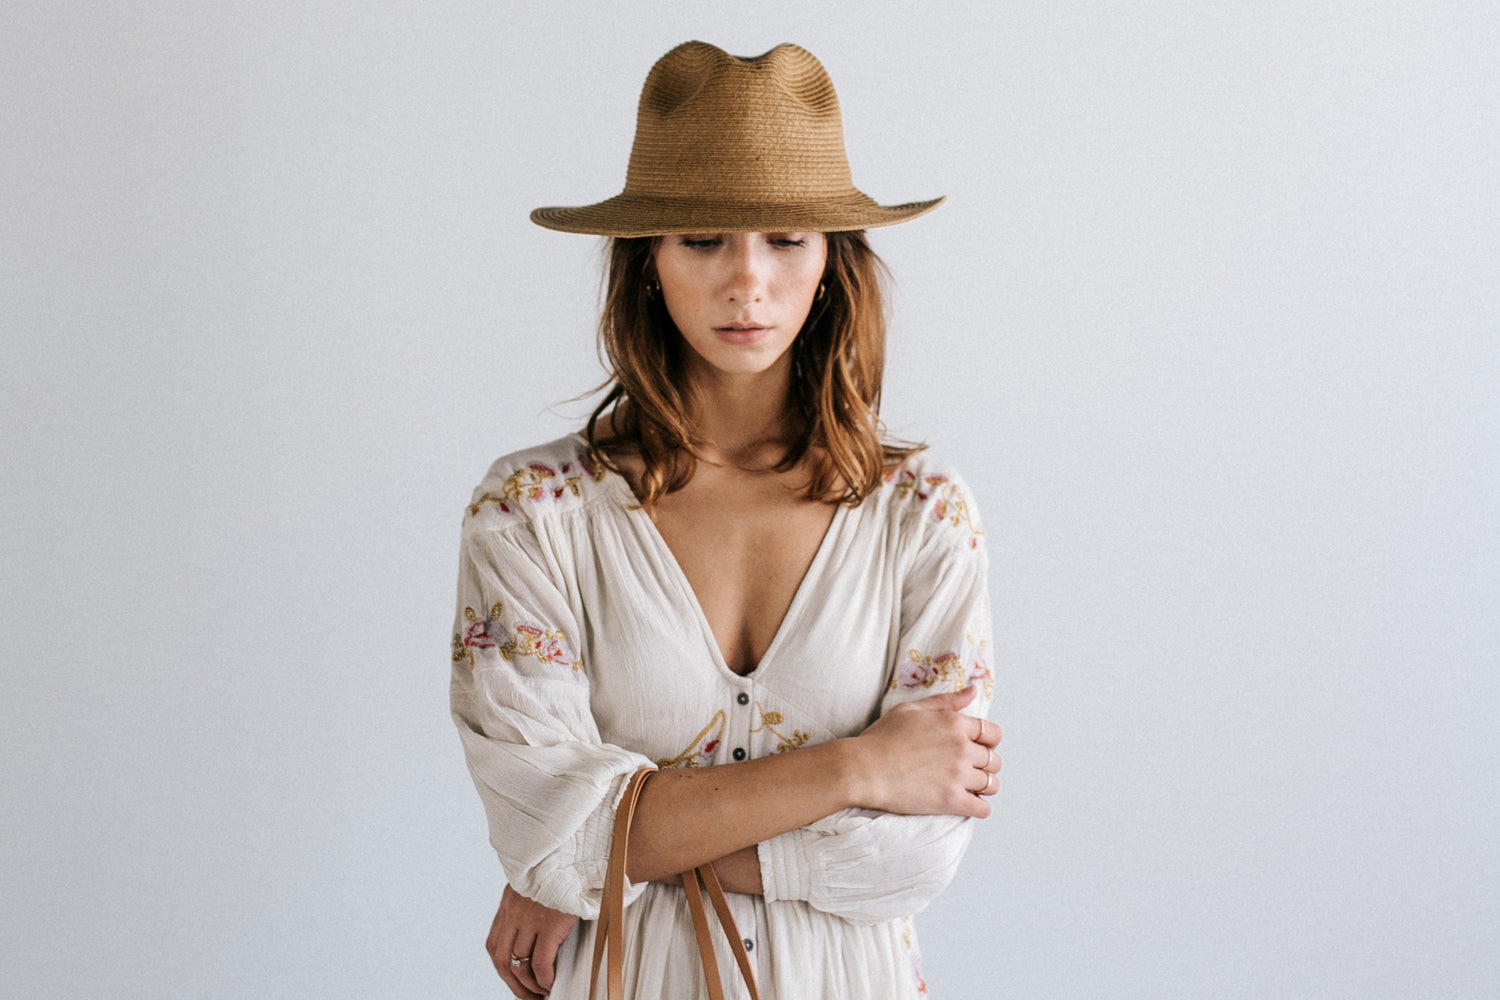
589, 768, 762, 1000
697, 862, 761, 998
591, 768, 653, 1000
681, 865, 726, 999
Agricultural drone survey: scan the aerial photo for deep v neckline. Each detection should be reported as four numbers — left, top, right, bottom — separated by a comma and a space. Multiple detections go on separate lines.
603, 470, 850, 681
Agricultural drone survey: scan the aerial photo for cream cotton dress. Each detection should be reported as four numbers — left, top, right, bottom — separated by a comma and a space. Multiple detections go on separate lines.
451, 434, 994, 999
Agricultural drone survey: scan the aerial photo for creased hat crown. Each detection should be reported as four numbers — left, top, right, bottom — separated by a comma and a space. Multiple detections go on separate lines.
530, 41, 943, 237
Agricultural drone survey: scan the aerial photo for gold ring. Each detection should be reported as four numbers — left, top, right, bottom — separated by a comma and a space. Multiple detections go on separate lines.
985, 772, 996, 795
974, 717, 983, 742
510, 954, 531, 967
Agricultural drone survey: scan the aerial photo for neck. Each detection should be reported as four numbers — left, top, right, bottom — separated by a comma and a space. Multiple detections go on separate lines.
685, 356, 799, 467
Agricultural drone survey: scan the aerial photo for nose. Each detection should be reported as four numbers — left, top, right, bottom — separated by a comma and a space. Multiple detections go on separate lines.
725, 238, 764, 304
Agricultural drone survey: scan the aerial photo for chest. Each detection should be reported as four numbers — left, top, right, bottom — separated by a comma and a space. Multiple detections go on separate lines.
650, 474, 838, 676
563, 480, 905, 762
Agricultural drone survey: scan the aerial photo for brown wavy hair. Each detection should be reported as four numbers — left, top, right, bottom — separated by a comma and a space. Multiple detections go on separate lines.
585, 231, 923, 509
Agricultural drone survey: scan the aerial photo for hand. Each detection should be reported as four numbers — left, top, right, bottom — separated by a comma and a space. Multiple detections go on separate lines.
851, 684, 1002, 818
485, 885, 580, 998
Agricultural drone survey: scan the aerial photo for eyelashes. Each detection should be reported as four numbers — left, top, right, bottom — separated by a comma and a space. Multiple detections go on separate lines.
676, 235, 810, 250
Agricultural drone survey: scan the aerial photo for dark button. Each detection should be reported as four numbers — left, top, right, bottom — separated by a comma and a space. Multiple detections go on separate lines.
732, 747, 747, 761
743, 938, 754, 951
736, 692, 750, 705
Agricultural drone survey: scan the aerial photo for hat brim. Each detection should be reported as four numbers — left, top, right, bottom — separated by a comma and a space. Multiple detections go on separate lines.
530, 192, 945, 237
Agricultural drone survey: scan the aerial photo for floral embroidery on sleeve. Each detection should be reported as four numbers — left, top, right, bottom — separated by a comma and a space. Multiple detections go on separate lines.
891, 635, 994, 699
467, 456, 606, 517
452, 604, 504, 670
452, 603, 582, 674
500, 623, 582, 672
656, 710, 726, 769
751, 702, 810, 753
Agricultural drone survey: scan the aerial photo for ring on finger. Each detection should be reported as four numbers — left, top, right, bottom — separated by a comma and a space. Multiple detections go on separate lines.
985, 772, 996, 794
510, 954, 531, 968
985, 747, 994, 771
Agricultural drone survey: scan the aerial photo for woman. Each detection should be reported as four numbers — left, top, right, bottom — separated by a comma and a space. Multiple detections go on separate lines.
452, 41, 1000, 999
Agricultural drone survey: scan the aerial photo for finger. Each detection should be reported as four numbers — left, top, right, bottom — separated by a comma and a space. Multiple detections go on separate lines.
486, 923, 512, 976
485, 901, 505, 959
970, 766, 1001, 797
488, 926, 535, 1000
971, 716, 1002, 748
491, 950, 531, 999
957, 776, 995, 816
498, 957, 541, 1000
511, 932, 545, 996
971, 742, 1001, 774
491, 943, 534, 999
532, 927, 564, 992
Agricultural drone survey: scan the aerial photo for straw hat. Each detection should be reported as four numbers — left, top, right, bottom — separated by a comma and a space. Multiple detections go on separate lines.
530, 41, 944, 237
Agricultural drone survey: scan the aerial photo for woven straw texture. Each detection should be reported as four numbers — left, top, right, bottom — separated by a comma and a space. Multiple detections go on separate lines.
530, 42, 944, 236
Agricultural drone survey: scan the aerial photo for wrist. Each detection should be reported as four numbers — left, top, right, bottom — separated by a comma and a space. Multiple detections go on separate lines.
827, 736, 874, 811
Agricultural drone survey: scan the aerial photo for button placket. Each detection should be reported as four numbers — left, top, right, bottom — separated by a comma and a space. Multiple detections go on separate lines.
732, 685, 752, 763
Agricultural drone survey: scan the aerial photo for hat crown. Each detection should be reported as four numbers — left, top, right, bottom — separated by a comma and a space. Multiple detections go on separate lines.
528, 40, 943, 236
623, 42, 855, 205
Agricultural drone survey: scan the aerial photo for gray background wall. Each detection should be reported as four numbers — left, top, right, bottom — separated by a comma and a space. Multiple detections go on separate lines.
3, 1, 1495, 997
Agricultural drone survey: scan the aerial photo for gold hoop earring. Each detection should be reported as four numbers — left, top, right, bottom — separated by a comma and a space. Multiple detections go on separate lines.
645, 281, 660, 299
814, 282, 826, 301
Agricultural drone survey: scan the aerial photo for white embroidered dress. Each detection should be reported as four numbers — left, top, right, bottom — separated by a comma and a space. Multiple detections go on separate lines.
451, 434, 993, 999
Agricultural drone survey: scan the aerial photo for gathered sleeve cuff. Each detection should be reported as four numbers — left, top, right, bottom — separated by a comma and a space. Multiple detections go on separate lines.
450, 512, 656, 918
758, 810, 973, 924
760, 471, 994, 924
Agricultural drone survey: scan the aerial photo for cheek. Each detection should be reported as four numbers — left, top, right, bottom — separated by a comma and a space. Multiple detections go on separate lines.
654, 266, 699, 316
781, 258, 826, 297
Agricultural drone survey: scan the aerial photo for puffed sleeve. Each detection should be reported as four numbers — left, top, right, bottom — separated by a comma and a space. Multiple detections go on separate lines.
757, 475, 995, 924
450, 511, 656, 918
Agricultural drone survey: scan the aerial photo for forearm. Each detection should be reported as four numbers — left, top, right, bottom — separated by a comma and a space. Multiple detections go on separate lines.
626, 687, 996, 885
650, 845, 764, 894
625, 737, 862, 883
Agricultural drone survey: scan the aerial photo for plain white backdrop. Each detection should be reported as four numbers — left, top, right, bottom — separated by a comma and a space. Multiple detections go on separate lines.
3, 2, 1496, 997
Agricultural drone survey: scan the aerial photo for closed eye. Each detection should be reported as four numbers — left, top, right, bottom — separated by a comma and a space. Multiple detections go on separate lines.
678, 236, 722, 249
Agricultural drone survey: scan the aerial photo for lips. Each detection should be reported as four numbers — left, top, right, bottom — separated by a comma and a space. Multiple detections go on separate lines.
714, 323, 770, 345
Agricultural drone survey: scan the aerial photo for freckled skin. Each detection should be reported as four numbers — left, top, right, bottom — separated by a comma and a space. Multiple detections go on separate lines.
654, 232, 826, 381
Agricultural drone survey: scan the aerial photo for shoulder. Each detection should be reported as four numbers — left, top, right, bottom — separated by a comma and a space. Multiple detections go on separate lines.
463, 434, 615, 532
873, 450, 986, 553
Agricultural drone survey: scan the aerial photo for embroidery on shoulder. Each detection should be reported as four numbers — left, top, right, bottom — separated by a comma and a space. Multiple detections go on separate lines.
751, 702, 810, 753
891, 634, 994, 699
900, 916, 930, 995
468, 455, 608, 517
657, 710, 726, 769
452, 603, 504, 670
886, 468, 984, 549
